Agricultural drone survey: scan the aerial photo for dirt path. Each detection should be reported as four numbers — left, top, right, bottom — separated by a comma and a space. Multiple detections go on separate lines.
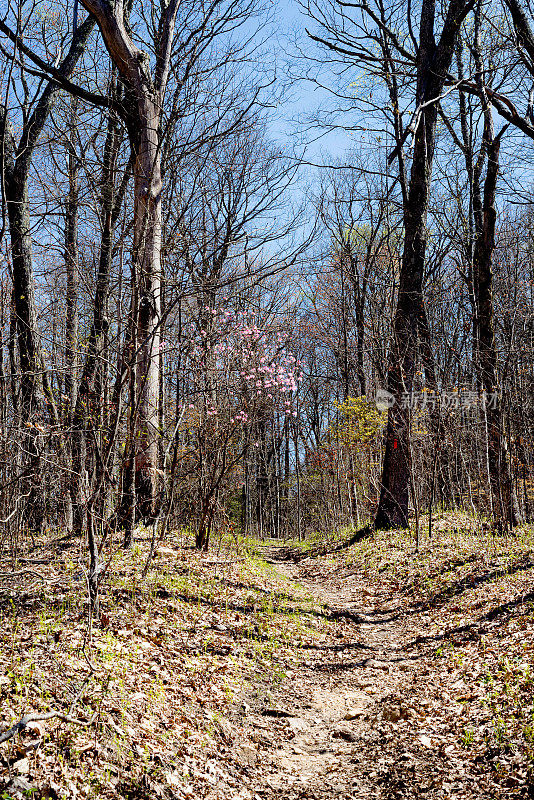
233, 559, 422, 800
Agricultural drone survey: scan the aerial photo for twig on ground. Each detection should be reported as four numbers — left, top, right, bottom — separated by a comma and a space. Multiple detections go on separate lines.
0, 710, 96, 746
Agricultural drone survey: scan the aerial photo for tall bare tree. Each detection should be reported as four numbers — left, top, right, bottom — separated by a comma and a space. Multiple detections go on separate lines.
0, 14, 95, 530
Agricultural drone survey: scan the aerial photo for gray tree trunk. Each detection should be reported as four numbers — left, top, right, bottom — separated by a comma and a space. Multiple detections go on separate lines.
0, 17, 94, 531
80, 0, 182, 520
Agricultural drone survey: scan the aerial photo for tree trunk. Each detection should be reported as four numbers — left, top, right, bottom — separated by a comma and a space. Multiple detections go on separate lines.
375, 0, 473, 529
70, 92, 128, 535
0, 17, 94, 532
5, 152, 47, 533
196, 496, 215, 551
132, 96, 162, 519
79, 0, 182, 522
63, 98, 79, 532
64, 99, 79, 424
474, 134, 522, 528
375, 124, 434, 528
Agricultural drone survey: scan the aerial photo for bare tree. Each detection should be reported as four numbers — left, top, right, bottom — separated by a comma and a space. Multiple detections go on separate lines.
0, 13, 95, 530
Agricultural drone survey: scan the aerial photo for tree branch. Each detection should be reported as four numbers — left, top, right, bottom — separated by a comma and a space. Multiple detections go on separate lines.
0, 19, 113, 109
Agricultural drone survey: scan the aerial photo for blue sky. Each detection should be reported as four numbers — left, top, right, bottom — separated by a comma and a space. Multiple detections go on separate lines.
269, 0, 355, 166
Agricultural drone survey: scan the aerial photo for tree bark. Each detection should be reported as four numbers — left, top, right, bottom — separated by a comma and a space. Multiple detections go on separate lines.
131, 94, 162, 519
473, 133, 522, 527
375, 0, 475, 529
79, 0, 182, 520
467, 0, 522, 527
70, 89, 129, 535
64, 98, 80, 425
0, 17, 94, 531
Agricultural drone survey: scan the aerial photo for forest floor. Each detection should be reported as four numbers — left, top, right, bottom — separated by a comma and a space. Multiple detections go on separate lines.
1, 513, 534, 799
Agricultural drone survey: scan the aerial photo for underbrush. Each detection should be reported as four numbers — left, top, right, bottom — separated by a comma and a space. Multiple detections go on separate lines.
338, 514, 534, 602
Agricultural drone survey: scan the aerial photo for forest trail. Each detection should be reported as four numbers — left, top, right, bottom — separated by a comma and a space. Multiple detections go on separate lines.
232, 535, 534, 800
2, 525, 533, 799
244, 558, 413, 799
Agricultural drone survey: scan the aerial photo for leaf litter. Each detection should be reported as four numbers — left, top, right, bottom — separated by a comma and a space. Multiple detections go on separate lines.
0, 515, 533, 798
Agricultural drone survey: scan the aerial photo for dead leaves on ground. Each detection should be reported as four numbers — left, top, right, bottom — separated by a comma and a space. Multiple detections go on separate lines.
0, 538, 328, 799
302, 519, 534, 798
1, 517, 534, 799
